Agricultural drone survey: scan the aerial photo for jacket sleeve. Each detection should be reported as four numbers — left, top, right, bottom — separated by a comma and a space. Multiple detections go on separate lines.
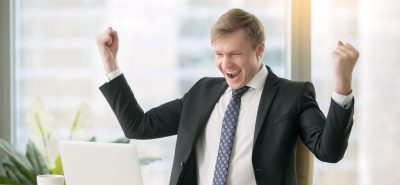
99, 74, 184, 139
298, 82, 354, 163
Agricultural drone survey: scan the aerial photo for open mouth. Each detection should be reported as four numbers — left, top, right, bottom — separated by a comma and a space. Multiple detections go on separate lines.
226, 69, 240, 79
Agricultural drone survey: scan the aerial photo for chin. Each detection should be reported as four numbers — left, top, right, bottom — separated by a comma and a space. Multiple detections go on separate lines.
226, 81, 243, 90
223, 74, 244, 90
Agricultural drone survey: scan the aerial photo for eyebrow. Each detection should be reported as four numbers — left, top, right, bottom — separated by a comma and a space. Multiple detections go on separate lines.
214, 50, 242, 54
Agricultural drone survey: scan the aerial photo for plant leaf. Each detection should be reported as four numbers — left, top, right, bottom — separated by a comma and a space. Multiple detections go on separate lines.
0, 140, 34, 179
69, 102, 90, 132
111, 137, 130, 144
25, 140, 49, 175
139, 157, 161, 166
88, 136, 97, 142
2, 157, 34, 185
1, 159, 18, 183
26, 97, 53, 137
49, 155, 63, 176
0, 140, 33, 172
0, 175, 22, 185
0, 140, 36, 185
49, 155, 66, 185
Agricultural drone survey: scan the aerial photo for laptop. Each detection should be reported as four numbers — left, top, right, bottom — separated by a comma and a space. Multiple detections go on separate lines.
59, 141, 143, 185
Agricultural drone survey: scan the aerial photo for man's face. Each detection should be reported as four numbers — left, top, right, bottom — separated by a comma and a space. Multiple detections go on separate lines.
213, 28, 264, 90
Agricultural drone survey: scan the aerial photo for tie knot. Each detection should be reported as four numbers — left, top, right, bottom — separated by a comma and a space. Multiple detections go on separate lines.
232, 86, 250, 99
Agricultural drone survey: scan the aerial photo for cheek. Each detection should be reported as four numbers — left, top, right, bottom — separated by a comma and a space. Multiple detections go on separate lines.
234, 57, 246, 69
215, 58, 221, 67
215, 60, 224, 73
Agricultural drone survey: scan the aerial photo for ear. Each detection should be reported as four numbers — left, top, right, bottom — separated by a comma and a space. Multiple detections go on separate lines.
256, 42, 265, 60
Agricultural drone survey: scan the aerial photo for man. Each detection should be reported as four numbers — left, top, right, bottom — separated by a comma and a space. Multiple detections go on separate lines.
97, 8, 359, 185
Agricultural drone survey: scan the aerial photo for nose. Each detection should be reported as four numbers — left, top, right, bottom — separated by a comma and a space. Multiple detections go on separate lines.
220, 55, 233, 68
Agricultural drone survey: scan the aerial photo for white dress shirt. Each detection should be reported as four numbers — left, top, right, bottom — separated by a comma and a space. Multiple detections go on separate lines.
106, 66, 353, 185
195, 66, 268, 185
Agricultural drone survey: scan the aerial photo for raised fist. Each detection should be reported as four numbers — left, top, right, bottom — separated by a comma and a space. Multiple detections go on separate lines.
96, 27, 119, 73
332, 41, 359, 95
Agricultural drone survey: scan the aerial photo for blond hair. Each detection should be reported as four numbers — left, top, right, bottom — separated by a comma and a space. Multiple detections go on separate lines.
211, 8, 265, 49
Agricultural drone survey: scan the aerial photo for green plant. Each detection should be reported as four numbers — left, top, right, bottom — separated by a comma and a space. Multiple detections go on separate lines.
0, 139, 47, 185
0, 138, 161, 185
0, 98, 161, 185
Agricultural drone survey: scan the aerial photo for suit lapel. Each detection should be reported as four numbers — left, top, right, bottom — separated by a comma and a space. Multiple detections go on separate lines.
192, 81, 228, 145
253, 66, 280, 146
188, 66, 280, 148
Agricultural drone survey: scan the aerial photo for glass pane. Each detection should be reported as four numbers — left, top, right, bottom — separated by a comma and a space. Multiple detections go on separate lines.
357, 1, 400, 184
312, 0, 359, 184
14, 0, 287, 184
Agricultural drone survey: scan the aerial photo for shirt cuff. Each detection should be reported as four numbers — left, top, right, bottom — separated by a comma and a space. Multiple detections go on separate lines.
106, 68, 122, 81
332, 91, 354, 109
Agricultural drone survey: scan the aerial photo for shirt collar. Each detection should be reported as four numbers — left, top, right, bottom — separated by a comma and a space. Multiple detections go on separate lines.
247, 65, 268, 91
226, 65, 268, 93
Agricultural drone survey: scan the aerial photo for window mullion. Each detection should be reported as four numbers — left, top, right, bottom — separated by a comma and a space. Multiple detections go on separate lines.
0, 0, 13, 144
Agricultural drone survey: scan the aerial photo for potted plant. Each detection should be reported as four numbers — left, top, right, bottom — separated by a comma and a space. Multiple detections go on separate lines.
0, 98, 160, 185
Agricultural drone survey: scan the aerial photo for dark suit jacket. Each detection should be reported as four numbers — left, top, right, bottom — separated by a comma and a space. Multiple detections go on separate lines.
99, 66, 354, 185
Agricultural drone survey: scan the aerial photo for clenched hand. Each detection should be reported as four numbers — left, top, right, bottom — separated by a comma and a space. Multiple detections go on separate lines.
332, 41, 359, 95
96, 27, 119, 74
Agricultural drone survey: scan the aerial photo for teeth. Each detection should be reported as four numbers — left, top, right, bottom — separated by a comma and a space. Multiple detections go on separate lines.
226, 69, 239, 75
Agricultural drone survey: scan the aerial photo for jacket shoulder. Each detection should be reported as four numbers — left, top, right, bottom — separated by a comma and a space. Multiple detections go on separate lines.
278, 77, 310, 87
276, 77, 316, 96
195, 77, 225, 87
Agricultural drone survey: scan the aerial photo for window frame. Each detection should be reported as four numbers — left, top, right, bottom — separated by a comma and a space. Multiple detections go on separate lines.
0, 0, 15, 144
287, 0, 311, 81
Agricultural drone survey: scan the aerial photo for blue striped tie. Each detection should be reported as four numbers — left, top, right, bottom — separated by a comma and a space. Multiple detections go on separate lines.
212, 86, 250, 185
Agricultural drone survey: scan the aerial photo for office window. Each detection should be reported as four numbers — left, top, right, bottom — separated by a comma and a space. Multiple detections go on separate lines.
13, 0, 287, 184
311, 1, 400, 184
311, 0, 359, 184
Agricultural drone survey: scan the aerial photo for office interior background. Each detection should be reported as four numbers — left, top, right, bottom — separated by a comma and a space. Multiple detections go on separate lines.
0, 0, 399, 184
